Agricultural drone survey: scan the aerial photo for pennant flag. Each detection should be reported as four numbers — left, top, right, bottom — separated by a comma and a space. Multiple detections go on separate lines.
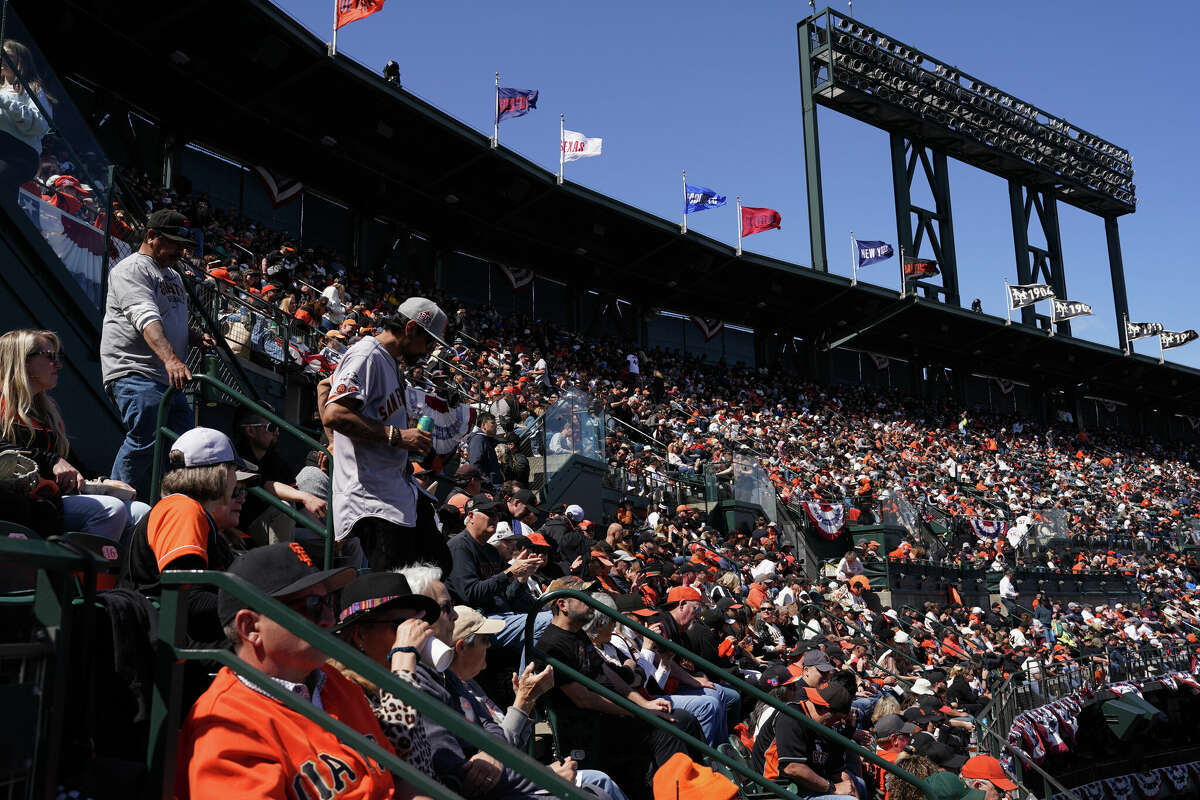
868, 353, 889, 371
1126, 320, 1164, 341
690, 316, 724, 341
1007, 282, 1055, 309
1051, 298, 1093, 322
902, 255, 939, 280
684, 184, 726, 214
335, 0, 386, 29
994, 377, 1015, 395
496, 88, 538, 123
854, 239, 894, 267
1160, 329, 1199, 350
495, 263, 533, 290
252, 166, 304, 208
741, 206, 781, 237
561, 130, 602, 162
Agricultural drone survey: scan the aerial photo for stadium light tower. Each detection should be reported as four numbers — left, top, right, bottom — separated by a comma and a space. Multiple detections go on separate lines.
799, 8, 1135, 347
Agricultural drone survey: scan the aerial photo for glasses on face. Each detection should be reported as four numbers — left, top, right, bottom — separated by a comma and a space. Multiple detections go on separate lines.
246, 422, 280, 433
28, 350, 64, 364
285, 593, 334, 621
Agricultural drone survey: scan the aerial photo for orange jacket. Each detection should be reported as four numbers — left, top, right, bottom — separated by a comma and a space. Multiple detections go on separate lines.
177, 665, 396, 800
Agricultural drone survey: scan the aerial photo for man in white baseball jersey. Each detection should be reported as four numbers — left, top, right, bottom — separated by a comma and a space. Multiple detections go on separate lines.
321, 297, 451, 573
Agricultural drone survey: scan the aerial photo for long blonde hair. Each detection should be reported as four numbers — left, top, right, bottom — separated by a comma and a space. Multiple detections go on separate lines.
1, 40, 50, 101
0, 329, 68, 457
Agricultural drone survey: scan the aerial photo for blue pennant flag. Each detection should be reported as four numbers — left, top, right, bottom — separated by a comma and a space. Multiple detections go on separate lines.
496, 88, 538, 124
684, 184, 726, 214
855, 238, 894, 267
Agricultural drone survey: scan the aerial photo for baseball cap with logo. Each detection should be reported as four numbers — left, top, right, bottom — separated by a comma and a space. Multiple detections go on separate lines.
146, 209, 194, 245
169, 427, 258, 481
218, 542, 355, 625
564, 504, 585, 523
392, 297, 448, 346
464, 494, 500, 514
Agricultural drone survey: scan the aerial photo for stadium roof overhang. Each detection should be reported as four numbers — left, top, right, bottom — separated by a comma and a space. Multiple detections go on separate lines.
22, 0, 1200, 415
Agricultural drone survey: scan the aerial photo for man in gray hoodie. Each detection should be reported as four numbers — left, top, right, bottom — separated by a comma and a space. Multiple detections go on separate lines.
101, 209, 213, 499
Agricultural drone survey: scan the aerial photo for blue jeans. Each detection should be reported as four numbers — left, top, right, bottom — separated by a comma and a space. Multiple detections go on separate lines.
61, 494, 150, 543
576, 769, 629, 800
669, 690, 725, 746
490, 610, 553, 669
109, 374, 192, 501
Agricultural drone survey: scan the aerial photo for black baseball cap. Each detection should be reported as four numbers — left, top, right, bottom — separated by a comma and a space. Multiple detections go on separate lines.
464, 494, 500, 514
509, 488, 544, 511
146, 209, 194, 245
873, 713, 917, 738
218, 542, 355, 625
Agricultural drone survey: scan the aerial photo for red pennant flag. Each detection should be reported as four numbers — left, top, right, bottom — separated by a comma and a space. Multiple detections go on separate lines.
741, 206, 782, 237
335, 0, 386, 29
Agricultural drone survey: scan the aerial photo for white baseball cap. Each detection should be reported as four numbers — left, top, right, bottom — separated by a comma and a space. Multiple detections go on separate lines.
394, 297, 448, 345
564, 504, 585, 523
169, 427, 257, 480
487, 521, 516, 546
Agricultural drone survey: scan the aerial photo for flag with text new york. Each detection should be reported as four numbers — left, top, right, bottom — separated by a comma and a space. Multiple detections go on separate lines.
854, 239, 894, 268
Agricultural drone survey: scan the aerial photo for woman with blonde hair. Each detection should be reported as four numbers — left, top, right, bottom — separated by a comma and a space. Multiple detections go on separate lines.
0, 40, 50, 201
0, 328, 148, 540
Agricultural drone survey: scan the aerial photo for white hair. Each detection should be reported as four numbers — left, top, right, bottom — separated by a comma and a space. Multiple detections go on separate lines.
396, 562, 443, 597
582, 591, 616, 635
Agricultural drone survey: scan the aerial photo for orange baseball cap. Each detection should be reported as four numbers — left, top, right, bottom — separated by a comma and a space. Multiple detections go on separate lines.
525, 532, 550, 548
665, 585, 703, 605
961, 755, 1017, 791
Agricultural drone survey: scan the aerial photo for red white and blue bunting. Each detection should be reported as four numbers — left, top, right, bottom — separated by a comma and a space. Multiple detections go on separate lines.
1054, 764, 1200, 800
802, 501, 845, 540
968, 518, 1010, 539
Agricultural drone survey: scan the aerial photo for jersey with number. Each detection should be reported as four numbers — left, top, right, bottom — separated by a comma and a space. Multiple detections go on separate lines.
326, 336, 416, 540
625, 353, 640, 375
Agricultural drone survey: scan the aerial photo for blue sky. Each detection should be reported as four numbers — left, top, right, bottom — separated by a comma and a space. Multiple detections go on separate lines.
278, 0, 1200, 365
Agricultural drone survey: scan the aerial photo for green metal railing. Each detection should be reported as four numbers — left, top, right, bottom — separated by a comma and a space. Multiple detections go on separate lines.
797, 603, 928, 676
152, 571, 592, 800
0, 537, 109, 799
523, 590, 956, 800
150, 373, 335, 569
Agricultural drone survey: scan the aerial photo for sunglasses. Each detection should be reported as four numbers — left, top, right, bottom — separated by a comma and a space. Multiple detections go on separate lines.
285, 593, 334, 621
246, 422, 280, 433
28, 350, 64, 364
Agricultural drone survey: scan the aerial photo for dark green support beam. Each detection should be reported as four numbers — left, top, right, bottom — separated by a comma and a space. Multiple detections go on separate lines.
891, 135, 960, 306
798, 14, 828, 272
1008, 181, 1071, 335
1106, 216, 1130, 353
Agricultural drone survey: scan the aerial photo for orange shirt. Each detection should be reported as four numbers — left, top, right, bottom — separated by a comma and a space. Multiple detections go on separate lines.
147, 494, 215, 570
746, 583, 767, 611
178, 665, 396, 800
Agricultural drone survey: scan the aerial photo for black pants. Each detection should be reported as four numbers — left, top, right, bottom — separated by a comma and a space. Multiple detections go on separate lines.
0, 131, 36, 202
559, 707, 703, 799
350, 494, 452, 576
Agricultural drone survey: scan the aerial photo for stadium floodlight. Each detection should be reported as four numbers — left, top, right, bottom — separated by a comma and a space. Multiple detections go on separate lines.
808, 8, 1135, 214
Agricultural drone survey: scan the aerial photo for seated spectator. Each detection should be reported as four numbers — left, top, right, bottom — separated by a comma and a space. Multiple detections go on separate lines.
233, 410, 327, 548
765, 683, 861, 799
120, 427, 250, 643
332, 571, 441, 775
177, 543, 413, 799
446, 493, 552, 657
534, 576, 702, 795
0, 328, 149, 540
960, 754, 1017, 799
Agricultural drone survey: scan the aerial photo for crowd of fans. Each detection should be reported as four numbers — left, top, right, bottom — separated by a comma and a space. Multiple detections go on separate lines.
7, 166, 1200, 800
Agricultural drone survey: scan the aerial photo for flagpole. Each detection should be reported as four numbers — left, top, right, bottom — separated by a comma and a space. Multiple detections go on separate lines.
331, 0, 339, 55
736, 196, 743, 256
1122, 313, 1129, 356
1159, 334, 1165, 364
1004, 277, 1011, 326
898, 244, 904, 297
558, 113, 564, 185
850, 230, 857, 286
681, 167, 691, 232
491, 72, 499, 149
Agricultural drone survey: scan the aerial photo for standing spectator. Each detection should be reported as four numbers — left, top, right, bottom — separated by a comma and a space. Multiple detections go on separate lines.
101, 209, 215, 500
489, 386, 517, 437
321, 298, 447, 573
465, 412, 503, 488
998, 569, 1019, 616
0, 39, 49, 204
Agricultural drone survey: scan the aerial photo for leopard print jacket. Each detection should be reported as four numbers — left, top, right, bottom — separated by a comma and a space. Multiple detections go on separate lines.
332, 662, 434, 777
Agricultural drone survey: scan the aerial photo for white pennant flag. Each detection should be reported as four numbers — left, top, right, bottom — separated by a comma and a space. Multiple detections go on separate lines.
561, 129, 602, 162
